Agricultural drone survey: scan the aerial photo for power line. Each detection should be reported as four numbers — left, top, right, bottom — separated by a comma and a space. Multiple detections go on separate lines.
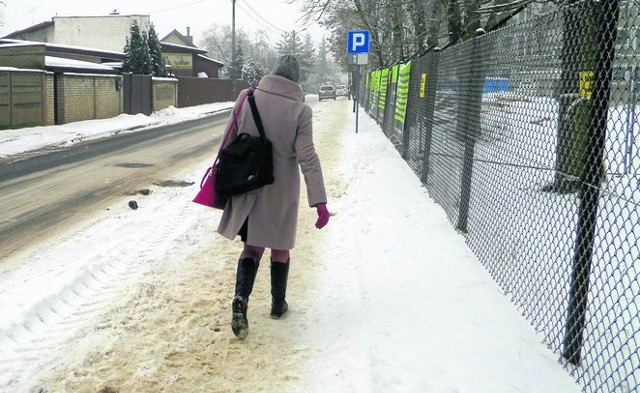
147, 0, 208, 15
238, 0, 287, 32
235, 3, 282, 36
237, 0, 287, 34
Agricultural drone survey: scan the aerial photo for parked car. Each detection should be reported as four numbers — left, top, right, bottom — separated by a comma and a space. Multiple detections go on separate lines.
318, 85, 336, 101
335, 84, 348, 97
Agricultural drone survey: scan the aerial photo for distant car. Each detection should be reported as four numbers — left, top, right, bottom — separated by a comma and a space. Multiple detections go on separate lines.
318, 85, 336, 101
335, 84, 348, 97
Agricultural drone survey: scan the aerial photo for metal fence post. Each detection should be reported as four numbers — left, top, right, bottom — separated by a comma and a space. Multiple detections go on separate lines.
624, 65, 638, 174
363, 71, 370, 113
399, 64, 410, 158
456, 30, 486, 233
562, 0, 620, 365
383, 67, 393, 136
376, 70, 383, 123
420, 48, 441, 184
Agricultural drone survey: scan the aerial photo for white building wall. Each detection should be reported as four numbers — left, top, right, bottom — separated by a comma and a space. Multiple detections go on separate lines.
52, 15, 151, 53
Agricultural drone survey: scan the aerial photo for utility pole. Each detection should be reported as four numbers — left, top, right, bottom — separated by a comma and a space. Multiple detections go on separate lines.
231, 0, 236, 77
291, 30, 296, 57
286, 28, 306, 57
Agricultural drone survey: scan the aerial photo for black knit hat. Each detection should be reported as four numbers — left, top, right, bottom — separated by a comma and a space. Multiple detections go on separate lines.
271, 54, 300, 83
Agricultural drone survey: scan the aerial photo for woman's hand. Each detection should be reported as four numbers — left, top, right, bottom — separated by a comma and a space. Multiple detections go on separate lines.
315, 203, 330, 229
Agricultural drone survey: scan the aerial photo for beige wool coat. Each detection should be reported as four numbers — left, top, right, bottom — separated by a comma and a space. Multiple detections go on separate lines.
217, 75, 327, 250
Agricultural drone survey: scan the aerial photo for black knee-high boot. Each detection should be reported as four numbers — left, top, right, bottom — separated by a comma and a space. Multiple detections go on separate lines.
270, 259, 290, 319
232, 257, 260, 339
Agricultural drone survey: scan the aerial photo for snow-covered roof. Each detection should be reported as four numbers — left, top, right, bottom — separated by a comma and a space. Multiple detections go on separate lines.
45, 56, 118, 72
161, 41, 207, 54
0, 66, 46, 73
101, 61, 123, 68
0, 42, 42, 49
1, 20, 55, 39
0, 38, 124, 58
196, 53, 225, 66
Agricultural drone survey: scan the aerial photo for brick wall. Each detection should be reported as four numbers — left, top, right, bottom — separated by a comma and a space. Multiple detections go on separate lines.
56, 74, 94, 124
95, 76, 122, 119
45, 74, 55, 126
56, 74, 122, 124
152, 78, 178, 112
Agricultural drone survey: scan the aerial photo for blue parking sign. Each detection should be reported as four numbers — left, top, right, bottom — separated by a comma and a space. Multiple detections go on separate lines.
347, 30, 370, 54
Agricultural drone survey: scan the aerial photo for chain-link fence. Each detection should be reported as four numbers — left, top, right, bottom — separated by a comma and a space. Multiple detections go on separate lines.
361, 1, 639, 391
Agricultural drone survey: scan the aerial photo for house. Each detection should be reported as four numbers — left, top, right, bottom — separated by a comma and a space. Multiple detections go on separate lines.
2, 15, 224, 78
160, 28, 224, 78
161, 28, 196, 47
161, 41, 224, 78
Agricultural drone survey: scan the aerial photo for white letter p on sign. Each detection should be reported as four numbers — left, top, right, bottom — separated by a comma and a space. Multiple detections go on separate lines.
352, 33, 365, 51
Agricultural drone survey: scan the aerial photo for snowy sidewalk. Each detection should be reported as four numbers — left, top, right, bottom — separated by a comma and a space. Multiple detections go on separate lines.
2, 99, 581, 392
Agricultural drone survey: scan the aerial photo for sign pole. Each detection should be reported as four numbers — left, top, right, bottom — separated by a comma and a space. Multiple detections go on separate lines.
347, 30, 370, 135
355, 66, 359, 133
352, 65, 357, 113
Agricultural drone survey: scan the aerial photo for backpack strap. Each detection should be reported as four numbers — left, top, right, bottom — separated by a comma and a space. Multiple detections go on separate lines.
247, 89, 267, 139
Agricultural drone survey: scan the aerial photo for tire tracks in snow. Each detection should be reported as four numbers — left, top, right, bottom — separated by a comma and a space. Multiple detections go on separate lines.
0, 181, 204, 391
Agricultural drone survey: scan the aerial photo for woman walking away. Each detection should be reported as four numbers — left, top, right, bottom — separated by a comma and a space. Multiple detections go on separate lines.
217, 54, 330, 340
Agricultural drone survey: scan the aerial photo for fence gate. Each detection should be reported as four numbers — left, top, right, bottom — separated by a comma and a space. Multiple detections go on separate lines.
123, 73, 152, 116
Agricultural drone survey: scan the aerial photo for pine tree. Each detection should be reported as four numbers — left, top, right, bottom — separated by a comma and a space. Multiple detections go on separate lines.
228, 38, 245, 80
147, 23, 167, 77
297, 33, 316, 86
242, 60, 267, 87
123, 37, 131, 69
122, 20, 152, 75
275, 31, 305, 57
314, 37, 331, 85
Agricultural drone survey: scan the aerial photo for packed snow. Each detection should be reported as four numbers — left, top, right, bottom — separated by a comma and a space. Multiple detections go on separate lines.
0, 98, 582, 392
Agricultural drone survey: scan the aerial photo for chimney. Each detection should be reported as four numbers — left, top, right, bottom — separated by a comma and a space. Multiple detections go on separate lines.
186, 27, 193, 46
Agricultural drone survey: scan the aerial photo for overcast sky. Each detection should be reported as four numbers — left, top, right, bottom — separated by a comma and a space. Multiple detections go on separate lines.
1, 0, 325, 47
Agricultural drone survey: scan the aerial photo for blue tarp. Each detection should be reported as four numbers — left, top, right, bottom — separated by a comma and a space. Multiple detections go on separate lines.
484, 78, 510, 93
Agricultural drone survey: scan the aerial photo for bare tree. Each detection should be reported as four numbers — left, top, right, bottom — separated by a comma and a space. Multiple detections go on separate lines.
200, 24, 238, 66
407, 0, 428, 55
389, 1, 405, 60
295, 0, 396, 68
426, 0, 448, 49
200, 24, 253, 78
293, 0, 554, 67
0, 1, 5, 29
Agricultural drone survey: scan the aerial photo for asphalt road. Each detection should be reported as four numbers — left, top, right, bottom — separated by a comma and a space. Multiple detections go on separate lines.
0, 112, 230, 262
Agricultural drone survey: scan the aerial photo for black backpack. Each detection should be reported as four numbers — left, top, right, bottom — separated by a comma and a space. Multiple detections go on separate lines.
215, 90, 274, 196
